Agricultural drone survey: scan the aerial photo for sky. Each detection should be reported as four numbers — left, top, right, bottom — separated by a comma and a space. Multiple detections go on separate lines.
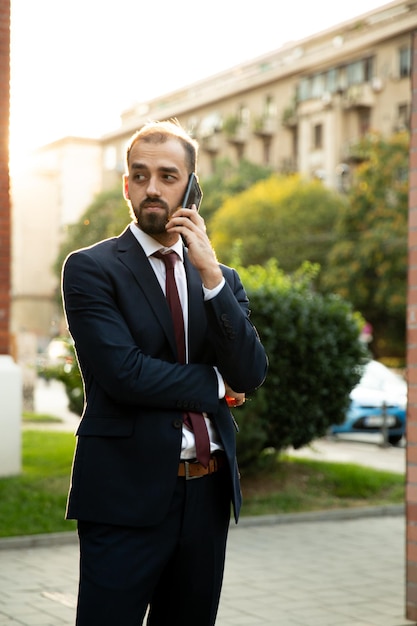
9, 0, 390, 170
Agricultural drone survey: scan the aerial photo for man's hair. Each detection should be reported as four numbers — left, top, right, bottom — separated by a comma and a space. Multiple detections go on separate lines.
126, 119, 198, 174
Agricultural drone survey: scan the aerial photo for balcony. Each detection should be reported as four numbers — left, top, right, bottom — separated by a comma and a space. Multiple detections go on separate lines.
254, 115, 276, 137
282, 105, 298, 128
341, 140, 369, 164
223, 115, 250, 145
200, 133, 221, 154
341, 83, 375, 109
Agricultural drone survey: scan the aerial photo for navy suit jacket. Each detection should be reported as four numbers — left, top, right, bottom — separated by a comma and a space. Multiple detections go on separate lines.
62, 227, 267, 525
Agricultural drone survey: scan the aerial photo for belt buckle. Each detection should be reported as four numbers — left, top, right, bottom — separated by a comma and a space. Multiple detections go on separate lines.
184, 460, 200, 481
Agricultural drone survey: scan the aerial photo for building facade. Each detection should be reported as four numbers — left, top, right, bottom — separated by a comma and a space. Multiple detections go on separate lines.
100, 0, 415, 191
11, 0, 416, 347
11, 137, 101, 349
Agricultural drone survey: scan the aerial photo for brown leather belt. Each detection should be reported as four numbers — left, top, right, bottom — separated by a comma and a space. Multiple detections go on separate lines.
178, 453, 227, 480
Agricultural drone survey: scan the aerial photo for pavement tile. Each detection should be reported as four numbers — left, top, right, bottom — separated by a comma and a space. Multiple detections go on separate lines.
0, 513, 413, 625
2, 380, 412, 625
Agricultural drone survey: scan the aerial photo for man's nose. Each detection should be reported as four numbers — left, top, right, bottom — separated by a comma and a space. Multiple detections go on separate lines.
146, 177, 161, 197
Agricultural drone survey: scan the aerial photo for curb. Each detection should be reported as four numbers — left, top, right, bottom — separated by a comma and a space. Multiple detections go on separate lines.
0, 504, 405, 550
232, 503, 405, 528
0, 531, 78, 550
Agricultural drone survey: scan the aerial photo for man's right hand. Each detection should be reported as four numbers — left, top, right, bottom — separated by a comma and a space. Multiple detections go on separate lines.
224, 383, 246, 407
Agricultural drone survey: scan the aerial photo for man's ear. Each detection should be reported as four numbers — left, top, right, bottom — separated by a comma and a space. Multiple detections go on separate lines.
123, 175, 130, 200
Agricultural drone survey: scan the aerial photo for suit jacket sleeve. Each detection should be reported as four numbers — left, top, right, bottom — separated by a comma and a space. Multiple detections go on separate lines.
203, 264, 267, 393
62, 244, 220, 415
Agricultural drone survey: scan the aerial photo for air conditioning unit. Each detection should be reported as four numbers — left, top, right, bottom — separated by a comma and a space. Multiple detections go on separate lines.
321, 92, 332, 107
371, 77, 383, 92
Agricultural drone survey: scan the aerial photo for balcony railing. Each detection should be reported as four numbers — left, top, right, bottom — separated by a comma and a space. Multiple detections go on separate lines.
253, 115, 276, 137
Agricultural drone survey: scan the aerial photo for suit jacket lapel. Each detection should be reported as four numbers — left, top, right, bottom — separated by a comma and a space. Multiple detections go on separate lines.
116, 229, 208, 363
116, 228, 178, 357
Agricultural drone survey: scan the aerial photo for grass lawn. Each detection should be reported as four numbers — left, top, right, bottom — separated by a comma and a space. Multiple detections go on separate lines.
240, 454, 404, 516
22, 411, 63, 424
0, 431, 77, 537
0, 430, 405, 538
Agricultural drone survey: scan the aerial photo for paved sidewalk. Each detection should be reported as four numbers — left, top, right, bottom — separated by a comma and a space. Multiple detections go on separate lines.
11, 379, 411, 624
287, 434, 406, 474
0, 511, 414, 626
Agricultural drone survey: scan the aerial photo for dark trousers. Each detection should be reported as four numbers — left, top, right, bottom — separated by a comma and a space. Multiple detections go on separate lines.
75, 468, 231, 626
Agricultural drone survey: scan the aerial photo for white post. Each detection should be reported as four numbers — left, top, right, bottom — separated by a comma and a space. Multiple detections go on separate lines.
0, 355, 22, 476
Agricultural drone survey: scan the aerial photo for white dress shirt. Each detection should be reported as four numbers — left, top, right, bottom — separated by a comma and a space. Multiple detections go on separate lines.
129, 223, 225, 459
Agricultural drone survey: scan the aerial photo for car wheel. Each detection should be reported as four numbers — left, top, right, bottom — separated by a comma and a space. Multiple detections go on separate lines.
388, 434, 403, 446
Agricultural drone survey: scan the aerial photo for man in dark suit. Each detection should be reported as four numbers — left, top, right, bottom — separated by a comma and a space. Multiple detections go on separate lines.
62, 119, 268, 626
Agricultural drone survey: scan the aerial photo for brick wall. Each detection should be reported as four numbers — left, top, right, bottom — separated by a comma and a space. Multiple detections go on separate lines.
407, 29, 417, 622
0, 0, 10, 355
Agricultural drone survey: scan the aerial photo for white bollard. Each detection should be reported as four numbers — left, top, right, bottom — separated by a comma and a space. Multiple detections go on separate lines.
0, 355, 22, 476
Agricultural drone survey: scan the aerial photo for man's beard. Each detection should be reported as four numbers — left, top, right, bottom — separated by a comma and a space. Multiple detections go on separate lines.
132, 198, 171, 236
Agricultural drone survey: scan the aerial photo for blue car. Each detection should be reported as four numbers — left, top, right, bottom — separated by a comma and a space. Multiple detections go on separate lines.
330, 360, 407, 446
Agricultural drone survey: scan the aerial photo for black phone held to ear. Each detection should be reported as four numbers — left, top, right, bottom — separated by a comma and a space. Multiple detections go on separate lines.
182, 173, 203, 211
180, 173, 203, 245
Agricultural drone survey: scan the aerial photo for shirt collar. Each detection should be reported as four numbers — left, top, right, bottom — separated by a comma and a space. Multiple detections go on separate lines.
129, 223, 184, 262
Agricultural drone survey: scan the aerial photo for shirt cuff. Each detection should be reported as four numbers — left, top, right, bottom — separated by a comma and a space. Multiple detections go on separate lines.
213, 366, 226, 399
202, 277, 225, 301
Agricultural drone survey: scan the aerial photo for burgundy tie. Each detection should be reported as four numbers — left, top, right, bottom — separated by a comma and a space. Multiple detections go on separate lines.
154, 251, 211, 467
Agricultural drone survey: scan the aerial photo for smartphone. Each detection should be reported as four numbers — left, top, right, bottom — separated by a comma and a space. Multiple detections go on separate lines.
181, 172, 203, 211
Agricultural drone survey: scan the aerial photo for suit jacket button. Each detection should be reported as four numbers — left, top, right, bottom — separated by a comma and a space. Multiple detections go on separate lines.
173, 419, 182, 429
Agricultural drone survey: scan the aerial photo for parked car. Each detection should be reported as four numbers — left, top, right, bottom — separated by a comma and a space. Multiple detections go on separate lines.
330, 360, 407, 446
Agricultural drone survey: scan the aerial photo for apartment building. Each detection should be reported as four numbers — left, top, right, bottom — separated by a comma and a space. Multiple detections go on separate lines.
100, 0, 415, 191
11, 0, 416, 348
11, 137, 101, 349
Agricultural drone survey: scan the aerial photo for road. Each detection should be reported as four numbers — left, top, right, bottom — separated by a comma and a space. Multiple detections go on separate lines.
287, 433, 406, 474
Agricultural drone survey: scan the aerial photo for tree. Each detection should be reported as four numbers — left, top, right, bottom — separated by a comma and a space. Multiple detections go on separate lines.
209, 175, 345, 276
39, 340, 84, 416
201, 157, 273, 225
321, 132, 409, 358
54, 158, 272, 280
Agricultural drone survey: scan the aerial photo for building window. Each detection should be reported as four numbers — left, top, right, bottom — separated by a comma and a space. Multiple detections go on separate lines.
399, 46, 411, 78
238, 104, 250, 126
397, 103, 410, 131
311, 73, 326, 98
199, 112, 222, 137
364, 57, 373, 82
326, 68, 338, 93
358, 109, 371, 137
313, 123, 323, 149
297, 56, 374, 101
262, 139, 271, 165
346, 57, 373, 86
298, 77, 310, 101
264, 94, 276, 118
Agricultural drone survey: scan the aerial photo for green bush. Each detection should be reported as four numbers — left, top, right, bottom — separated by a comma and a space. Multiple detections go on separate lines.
42, 260, 366, 469
234, 260, 367, 465
38, 344, 84, 416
